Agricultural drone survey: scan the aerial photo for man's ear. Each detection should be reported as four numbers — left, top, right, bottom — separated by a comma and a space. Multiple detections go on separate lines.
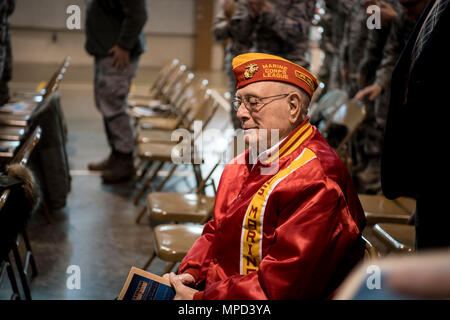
287, 92, 303, 125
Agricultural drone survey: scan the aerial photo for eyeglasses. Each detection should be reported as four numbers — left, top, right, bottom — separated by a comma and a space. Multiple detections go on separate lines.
231, 93, 292, 112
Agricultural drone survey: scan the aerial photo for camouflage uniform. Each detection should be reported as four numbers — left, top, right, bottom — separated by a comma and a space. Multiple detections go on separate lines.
94, 56, 139, 154
213, 7, 251, 129
319, 0, 350, 91
0, 0, 15, 106
356, 7, 415, 193
340, 0, 370, 98
229, 0, 316, 68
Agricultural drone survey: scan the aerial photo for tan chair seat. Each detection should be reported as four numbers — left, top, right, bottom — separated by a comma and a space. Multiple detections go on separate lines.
148, 192, 215, 223
358, 194, 411, 225
0, 126, 26, 141
137, 128, 178, 144
394, 197, 416, 214
138, 117, 180, 131
154, 224, 203, 262
373, 223, 415, 253
138, 142, 198, 162
0, 114, 30, 127
130, 106, 174, 119
0, 140, 20, 159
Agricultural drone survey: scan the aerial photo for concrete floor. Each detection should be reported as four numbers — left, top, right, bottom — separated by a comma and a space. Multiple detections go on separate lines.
0, 62, 388, 300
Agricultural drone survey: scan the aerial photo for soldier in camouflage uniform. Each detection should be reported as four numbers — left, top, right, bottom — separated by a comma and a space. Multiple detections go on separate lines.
229, 0, 316, 68
85, 0, 147, 183
318, 0, 351, 92
353, 0, 426, 192
0, 0, 15, 106
213, 0, 251, 129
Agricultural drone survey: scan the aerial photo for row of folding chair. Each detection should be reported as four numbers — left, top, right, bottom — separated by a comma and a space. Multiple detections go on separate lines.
0, 127, 42, 299
358, 194, 416, 254
127, 60, 232, 274
0, 56, 70, 164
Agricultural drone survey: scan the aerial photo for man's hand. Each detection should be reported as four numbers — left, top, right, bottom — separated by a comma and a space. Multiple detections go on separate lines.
162, 272, 195, 286
247, 0, 272, 18
108, 45, 130, 71
354, 83, 383, 101
168, 272, 198, 300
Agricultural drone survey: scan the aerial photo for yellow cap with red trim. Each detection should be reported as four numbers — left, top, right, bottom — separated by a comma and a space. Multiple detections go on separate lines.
232, 53, 319, 98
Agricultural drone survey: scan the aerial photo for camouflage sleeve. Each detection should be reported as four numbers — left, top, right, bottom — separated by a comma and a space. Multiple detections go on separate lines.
229, 1, 256, 44
359, 26, 391, 87
212, 10, 231, 42
375, 18, 404, 90
258, 0, 316, 46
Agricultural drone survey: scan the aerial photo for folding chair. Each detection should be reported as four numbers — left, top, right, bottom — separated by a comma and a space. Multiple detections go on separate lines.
11, 56, 70, 103
142, 223, 204, 273
0, 126, 26, 141
130, 71, 196, 120
358, 194, 415, 225
6, 127, 42, 299
129, 64, 189, 110
135, 81, 209, 144
128, 58, 180, 102
309, 89, 348, 132
373, 223, 415, 254
133, 93, 219, 205
322, 100, 366, 171
136, 79, 210, 132
0, 141, 20, 168
362, 236, 378, 261
0, 189, 22, 300
135, 159, 219, 224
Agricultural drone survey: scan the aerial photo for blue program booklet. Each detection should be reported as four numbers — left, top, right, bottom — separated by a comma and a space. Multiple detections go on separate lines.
118, 267, 175, 300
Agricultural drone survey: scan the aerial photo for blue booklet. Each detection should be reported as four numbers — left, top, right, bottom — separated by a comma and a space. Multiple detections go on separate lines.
118, 267, 175, 300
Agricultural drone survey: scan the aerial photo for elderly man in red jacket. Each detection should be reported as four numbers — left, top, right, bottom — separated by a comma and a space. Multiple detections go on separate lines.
166, 53, 366, 300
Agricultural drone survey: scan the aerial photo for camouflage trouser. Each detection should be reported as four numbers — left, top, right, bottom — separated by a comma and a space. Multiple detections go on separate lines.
94, 56, 138, 154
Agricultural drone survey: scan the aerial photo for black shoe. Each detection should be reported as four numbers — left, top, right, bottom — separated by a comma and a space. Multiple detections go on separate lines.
101, 153, 135, 184
88, 154, 114, 171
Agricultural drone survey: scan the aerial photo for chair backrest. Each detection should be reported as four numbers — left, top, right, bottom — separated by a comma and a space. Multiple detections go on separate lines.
0, 189, 10, 212
362, 236, 378, 261
170, 72, 196, 107
43, 56, 70, 99
150, 59, 180, 98
323, 100, 366, 152
10, 127, 42, 166
160, 65, 188, 102
309, 89, 348, 125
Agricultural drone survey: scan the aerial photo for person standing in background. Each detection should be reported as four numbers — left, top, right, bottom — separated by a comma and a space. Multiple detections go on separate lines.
381, 0, 450, 249
85, 0, 147, 184
229, 0, 316, 68
213, 0, 251, 129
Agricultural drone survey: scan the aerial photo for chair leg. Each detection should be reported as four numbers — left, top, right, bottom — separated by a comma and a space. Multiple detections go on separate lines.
163, 262, 176, 275
135, 206, 147, 224
133, 162, 164, 205
155, 164, 178, 191
22, 231, 38, 278
5, 257, 21, 300
142, 252, 156, 271
11, 245, 32, 300
136, 161, 153, 184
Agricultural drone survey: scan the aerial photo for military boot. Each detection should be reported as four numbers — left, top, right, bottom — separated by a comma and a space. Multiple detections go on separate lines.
101, 152, 135, 184
88, 153, 115, 171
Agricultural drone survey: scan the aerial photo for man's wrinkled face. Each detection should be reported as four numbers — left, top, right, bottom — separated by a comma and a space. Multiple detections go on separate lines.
236, 81, 298, 149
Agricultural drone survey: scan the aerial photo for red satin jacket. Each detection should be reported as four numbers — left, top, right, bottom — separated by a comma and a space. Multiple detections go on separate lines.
179, 120, 367, 299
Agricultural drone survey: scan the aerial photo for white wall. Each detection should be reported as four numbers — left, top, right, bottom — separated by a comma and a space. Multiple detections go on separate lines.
9, 0, 196, 68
